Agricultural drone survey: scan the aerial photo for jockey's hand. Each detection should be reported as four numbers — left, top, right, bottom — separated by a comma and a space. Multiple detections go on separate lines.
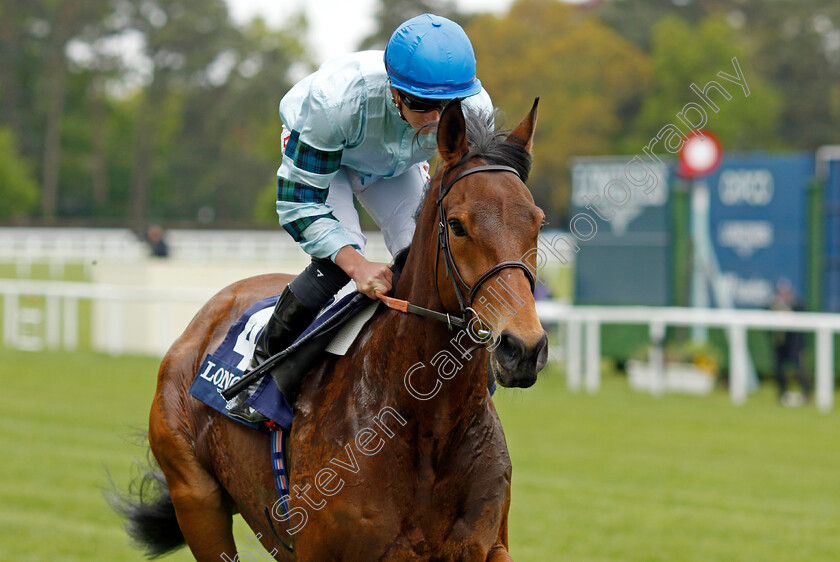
334, 246, 393, 299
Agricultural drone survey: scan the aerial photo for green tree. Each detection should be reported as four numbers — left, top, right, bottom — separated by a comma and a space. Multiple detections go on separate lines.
0, 127, 39, 218
227, 17, 313, 225
598, 0, 707, 50
599, 0, 840, 149
0, 0, 136, 221
121, 2, 310, 227
734, 0, 840, 148
0, 1, 30, 148
122, 0, 237, 227
468, 0, 652, 222
0, 0, 312, 226
37, 0, 114, 220
358, 0, 463, 50
625, 15, 783, 153
147, 15, 309, 225
0, 0, 108, 219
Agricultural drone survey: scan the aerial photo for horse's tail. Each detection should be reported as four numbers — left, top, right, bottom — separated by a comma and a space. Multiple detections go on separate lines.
106, 451, 186, 558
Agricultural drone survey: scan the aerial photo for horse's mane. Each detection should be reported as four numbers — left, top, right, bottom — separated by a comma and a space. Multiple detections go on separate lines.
413, 107, 533, 223
460, 108, 532, 182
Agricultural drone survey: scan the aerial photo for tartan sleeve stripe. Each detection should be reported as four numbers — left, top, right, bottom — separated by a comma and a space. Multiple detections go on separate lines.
284, 130, 343, 175
282, 213, 337, 242
276, 177, 329, 205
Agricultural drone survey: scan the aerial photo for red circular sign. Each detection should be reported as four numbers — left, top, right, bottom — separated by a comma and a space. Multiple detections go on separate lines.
678, 130, 722, 178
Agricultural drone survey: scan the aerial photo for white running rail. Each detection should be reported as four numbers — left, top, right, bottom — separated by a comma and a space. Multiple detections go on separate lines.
0, 278, 836, 412
536, 302, 839, 413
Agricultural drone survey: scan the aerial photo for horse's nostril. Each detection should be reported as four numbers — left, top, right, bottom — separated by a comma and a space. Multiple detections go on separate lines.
496, 331, 525, 371
496, 331, 549, 374
535, 333, 549, 372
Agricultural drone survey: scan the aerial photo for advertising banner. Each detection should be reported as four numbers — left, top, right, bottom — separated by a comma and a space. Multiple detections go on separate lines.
704, 153, 813, 308
570, 156, 671, 305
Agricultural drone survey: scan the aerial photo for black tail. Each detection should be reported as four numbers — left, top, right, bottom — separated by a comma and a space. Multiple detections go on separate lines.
106, 453, 186, 558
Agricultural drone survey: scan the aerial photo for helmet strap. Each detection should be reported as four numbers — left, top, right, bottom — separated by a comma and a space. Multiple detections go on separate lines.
388, 83, 408, 123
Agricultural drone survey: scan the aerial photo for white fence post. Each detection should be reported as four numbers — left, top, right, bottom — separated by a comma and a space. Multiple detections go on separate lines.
816, 328, 835, 413
46, 295, 60, 350
63, 297, 78, 350
566, 318, 582, 391
728, 324, 748, 405
585, 318, 601, 393
18, 307, 44, 350
649, 321, 666, 397
158, 302, 172, 356
3, 292, 18, 347
106, 300, 124, 356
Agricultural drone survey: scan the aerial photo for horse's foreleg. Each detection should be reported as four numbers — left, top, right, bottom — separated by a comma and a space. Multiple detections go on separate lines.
487, 544, 514, 561
486, 506, 513, 561
151, 407, 238, 561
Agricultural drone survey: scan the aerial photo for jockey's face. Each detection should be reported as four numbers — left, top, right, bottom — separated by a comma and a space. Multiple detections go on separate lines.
391, 87, 441, 134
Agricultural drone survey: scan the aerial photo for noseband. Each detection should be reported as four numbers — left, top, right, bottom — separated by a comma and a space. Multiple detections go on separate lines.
434, 163, 537, 326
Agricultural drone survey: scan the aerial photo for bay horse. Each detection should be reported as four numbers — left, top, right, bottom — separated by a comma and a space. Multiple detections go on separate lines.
116, 98, 547, 561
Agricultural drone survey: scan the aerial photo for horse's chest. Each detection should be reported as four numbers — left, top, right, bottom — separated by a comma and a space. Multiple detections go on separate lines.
291, 409, 511, 559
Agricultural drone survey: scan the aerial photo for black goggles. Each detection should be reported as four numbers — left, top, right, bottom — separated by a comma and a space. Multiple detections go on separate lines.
397, 90, 451, 113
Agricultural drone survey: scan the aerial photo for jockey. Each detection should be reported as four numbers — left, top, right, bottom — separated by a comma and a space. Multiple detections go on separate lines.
229, 14, 493, 421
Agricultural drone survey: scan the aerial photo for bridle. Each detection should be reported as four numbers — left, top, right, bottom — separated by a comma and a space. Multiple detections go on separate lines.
378, 161, 536, 331
436, 162, 536, 320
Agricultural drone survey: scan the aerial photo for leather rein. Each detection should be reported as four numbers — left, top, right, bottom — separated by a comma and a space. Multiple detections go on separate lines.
378, 162, 536, 331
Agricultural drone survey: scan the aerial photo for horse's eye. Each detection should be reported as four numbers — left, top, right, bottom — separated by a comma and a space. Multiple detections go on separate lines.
448, 219, 468, 237
539, 220, 547, 232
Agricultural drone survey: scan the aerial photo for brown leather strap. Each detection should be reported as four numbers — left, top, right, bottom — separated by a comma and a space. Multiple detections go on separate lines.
467, 260, 536, 305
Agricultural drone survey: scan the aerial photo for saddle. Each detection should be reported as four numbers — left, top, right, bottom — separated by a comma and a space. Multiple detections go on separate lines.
189, 255, 408, 428
188, 284, 380, 430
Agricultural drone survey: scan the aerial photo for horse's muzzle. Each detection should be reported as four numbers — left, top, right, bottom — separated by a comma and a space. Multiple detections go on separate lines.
491, 330, 548, 388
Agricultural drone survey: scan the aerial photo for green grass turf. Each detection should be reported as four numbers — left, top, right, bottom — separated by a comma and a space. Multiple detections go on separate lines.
496, 371, 840, 561
1, 348, 837, 561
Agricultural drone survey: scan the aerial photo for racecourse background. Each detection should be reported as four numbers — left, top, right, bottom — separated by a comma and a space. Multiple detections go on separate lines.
1, 226, 837, 410
1, 228, 839, 560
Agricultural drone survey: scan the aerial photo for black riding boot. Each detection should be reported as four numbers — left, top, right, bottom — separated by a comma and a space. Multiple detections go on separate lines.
228, 286, 320, 423
253, 286, 320, 368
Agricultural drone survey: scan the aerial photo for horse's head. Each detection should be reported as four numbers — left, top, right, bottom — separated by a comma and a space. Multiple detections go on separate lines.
432, 98, 548, 388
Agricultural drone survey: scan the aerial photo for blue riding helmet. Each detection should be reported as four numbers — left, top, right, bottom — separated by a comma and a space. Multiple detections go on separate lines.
385, 13, 482, 100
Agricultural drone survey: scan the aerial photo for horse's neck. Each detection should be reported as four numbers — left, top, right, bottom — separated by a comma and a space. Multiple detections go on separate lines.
372, 193, 490, 435
368, 308, 490, 436
393, 174, 444, 312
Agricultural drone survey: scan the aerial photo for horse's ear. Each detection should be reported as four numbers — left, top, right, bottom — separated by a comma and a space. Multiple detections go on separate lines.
507, 97, 539, 153
437, 98, 469, 166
